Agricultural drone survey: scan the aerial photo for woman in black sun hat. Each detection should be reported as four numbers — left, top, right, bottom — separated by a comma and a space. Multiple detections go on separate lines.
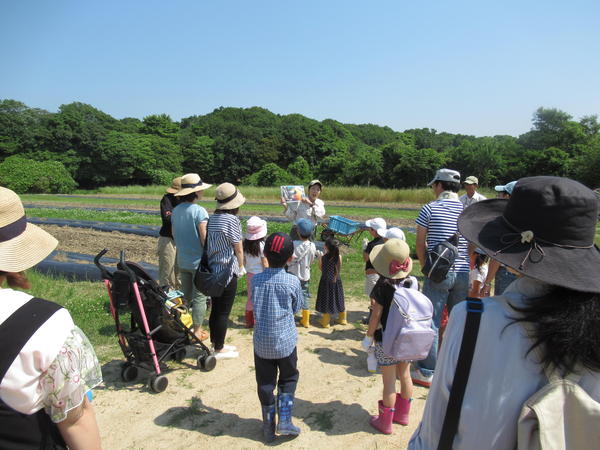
409, 176, 600, 450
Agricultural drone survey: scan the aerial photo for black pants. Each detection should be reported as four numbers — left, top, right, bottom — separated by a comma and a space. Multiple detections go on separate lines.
254, 348, 299, 406
209, 276, 237, 351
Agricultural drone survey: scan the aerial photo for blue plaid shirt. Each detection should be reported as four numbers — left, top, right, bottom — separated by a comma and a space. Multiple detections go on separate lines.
251, 268, 303, 359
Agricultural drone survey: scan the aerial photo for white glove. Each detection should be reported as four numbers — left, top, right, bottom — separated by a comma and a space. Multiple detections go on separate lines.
361, 335, 374, 351
362, 238, 369, 251
237, 266, 247, 277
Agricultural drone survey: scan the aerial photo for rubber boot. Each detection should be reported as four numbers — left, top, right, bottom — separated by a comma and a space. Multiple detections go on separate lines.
336, 311, 348, 325
393, 394, 411, 425
245, 310, 254, 328
319, 313, 331, 328
276, 393, 301, 436
300, 309, 310, 328
261, 404, 276, 443
369, 400, 394, 434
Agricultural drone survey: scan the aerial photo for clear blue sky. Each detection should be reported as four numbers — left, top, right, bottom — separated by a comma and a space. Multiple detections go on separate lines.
1, 0, 598, 136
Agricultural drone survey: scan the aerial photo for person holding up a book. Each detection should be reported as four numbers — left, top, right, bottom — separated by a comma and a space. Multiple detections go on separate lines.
281, 180, 326, 240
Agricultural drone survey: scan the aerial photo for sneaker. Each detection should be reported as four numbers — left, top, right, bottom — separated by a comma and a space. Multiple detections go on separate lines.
214, 350, 239, 360
411, 368, 433, 388
211, 344, 237, 352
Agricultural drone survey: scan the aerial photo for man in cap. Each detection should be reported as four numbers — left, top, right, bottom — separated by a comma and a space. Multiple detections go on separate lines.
157, 176, 182, 289
459, 176, 486, 208
412, 168, 470, 387
281, 180, 326, 240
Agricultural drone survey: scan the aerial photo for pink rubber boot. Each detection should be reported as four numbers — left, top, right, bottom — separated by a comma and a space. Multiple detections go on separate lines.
369, 400, 394, 434
393, 394, 411, 425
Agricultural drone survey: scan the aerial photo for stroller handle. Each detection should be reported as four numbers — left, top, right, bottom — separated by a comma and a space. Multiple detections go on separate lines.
119, 250, 137, 282
94, 249, 113, 280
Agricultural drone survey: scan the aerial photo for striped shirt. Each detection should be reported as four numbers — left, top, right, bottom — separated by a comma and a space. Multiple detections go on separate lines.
206, 212, 242, 285
252, 268, 303, 359
415, 196, 469, 273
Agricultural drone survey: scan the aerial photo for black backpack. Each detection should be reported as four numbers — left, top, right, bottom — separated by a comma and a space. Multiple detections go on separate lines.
422, 233, 459, 283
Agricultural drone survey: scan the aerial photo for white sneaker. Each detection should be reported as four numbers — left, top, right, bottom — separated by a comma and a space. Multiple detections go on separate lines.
222, 344, 237, 351
215, 350, 239, 360
410, 368, 433, 388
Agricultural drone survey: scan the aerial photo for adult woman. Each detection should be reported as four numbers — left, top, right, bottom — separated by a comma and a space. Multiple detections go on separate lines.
0, 187, 102, 449
172, 173, 212, 341
206, 183, 246, 359
281, 179, 325, 240
409, 176, 600, 449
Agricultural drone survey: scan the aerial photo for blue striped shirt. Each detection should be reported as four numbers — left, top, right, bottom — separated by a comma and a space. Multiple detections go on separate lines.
252, 268, 303, 359
206, 213, 242, 285
416, 197, 469, 273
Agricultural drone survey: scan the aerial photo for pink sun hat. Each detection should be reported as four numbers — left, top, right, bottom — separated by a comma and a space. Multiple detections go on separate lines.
245, 216, 267, 240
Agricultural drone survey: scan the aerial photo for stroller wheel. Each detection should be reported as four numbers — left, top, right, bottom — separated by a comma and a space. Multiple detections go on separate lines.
173, 348, 187, 362
121, 364, 138, 382
148, 374, 168, 393
197, 354, 217, 372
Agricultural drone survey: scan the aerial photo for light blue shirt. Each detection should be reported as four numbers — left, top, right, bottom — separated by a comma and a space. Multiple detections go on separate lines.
171, 202, 208, 270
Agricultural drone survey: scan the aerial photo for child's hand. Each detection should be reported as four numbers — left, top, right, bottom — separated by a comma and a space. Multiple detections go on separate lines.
361, 335, 374, 351
362, 238, 369, 251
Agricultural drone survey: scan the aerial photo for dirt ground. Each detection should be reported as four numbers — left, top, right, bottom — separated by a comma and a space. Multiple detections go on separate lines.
38, 225, 428, 449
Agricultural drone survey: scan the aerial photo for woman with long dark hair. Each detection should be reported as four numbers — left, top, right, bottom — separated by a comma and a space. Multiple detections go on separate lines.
409, 176, 600, 449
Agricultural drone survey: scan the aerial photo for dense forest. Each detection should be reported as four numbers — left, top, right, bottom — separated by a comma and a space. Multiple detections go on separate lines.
0, 99, 599, 193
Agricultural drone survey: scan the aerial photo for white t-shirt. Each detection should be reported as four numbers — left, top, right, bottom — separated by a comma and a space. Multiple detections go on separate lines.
245, 241, 265, 274
469, 264, 488, 288
459, 191, 487, 208
285, 198, 326, 225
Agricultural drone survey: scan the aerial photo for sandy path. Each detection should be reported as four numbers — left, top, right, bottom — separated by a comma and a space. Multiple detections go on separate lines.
93, 299, 427, 449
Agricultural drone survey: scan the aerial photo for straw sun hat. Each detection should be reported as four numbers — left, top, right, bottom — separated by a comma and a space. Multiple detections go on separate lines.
174, 173, 212, 197
215, 183, 246, 210
165, 176, 182, 194
369, 238, 413, 280
0, 187, 58, 272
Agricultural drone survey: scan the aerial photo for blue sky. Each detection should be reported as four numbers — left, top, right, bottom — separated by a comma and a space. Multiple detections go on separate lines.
1, 0, 598, 136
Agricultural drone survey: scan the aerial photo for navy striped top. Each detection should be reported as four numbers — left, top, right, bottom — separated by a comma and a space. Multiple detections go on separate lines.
416, 198, 469, 273
206, 213, 242, 285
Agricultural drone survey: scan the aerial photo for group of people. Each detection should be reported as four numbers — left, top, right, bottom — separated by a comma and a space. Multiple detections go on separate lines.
2, 168, 599, 448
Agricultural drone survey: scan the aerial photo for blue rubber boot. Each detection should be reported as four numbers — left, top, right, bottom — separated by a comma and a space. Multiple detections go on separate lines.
276, 393, 301, 436
261, 404, 276, 443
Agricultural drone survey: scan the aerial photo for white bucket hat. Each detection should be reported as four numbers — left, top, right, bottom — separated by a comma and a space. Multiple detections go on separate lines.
378, 227, 406, 241
245, 216, 267, 240
365, 217, 386, 231
174, 173, 212, 197
0, 187, 58, 272
215, 183, 246, 210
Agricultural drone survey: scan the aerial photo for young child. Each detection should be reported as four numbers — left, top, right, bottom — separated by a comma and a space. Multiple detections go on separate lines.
252, 232, 304, 442
363, 238, 424, 434
469, 248, 489, 298
316, 238, 346, 327
363, 218, 387, 298
287, 218, 322, 327
243, 216, 268, 328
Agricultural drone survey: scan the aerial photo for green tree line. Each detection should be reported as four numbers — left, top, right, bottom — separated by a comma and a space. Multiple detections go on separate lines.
1, 99, 599, 192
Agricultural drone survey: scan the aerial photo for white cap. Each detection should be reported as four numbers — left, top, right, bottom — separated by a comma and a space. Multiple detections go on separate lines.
427, 168, 461, 186
365, 217, 386, 231
377, 227, 406, 241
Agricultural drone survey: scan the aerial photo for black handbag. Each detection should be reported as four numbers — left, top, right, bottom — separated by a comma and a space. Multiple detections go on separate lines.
194, 220, 233, 297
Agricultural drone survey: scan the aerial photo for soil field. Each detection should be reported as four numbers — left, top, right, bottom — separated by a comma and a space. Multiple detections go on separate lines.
37, 224, 426, 449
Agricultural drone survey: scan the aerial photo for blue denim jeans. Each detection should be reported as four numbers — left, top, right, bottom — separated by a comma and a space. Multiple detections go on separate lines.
415, 270, 469, 377
494, 266, 517, 295
179, 268, 207, 327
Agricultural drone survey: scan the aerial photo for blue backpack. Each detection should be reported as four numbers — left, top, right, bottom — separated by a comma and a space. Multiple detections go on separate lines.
382, 286, 435, 361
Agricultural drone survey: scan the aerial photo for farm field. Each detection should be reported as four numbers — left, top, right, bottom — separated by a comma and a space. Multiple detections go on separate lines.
26, 189, 425, 449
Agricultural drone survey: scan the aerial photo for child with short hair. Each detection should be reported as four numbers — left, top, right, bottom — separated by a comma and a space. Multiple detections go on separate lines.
287, 218, 322, 327
316, 238, 346, 327
243, 216, 268, 328
469, 248, 489, 298
252, 232, 304, 442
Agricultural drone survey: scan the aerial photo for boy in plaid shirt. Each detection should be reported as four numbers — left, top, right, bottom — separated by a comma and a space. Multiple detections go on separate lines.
251, 232, 303, 442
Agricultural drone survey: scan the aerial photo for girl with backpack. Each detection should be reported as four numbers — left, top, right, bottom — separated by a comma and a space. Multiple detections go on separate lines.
363, 238, 434, 434
315, 238, 346, 327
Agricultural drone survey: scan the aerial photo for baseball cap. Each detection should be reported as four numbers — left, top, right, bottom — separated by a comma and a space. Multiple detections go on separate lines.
377, 227, 406, 240
494, 181, 517, 195
264, 232, 294, 261
427, 168, 461, 186
296, 218, 314, 237
464, 176, 479, 185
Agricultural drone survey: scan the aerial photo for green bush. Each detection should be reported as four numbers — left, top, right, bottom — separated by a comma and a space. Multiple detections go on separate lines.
0, 156, 77, 193
146, 168, 179, 186
244, 163, 298, 187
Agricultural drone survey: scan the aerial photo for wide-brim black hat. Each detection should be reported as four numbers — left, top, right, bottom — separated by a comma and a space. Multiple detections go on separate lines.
458, 176, 600, 293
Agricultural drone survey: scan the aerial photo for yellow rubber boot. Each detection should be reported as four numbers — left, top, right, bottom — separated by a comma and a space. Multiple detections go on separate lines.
300, 310, 310, 328
336, 311, 348, 325
320, 313, 331, 328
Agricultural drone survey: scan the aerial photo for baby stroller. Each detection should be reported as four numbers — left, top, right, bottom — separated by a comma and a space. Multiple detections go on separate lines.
94, 249, 216, 393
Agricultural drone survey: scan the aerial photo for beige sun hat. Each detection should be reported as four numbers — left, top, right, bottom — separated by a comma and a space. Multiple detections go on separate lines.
215, 183, 246, 210
369, 238, 413, 280
174, 173, 212, 197
166, 176, 183, 194
0, 187, 58, 272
